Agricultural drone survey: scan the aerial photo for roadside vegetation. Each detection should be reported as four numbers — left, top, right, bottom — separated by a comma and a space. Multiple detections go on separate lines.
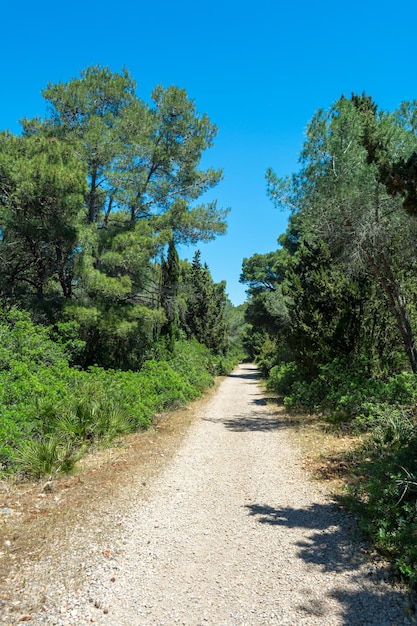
0, 67, 246, 480
0, 308, 242, 479
242, 94, 417, 587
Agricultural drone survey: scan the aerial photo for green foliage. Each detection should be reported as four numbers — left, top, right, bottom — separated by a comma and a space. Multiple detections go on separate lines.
0, 308, 77, 470
0, 132, 86, 308
239, 244, 295, 367
282, 240, 370, 378
242, 326, 267, 362
266, 362, 300, 395
17, 436, 83, 478
383, 371, 417, 404
367, 406, 416, 451
184, 251, 229, 354
347, 409, 417, 585
0, 66, 231, 371
224, 302, 248, 358
267, 94, 417, 374
169, 339, 216, 389
49, 320, 87, 363
256, 336, 281, 378
240, 250, 288, 296
0, 311, 223, 477
281, 356, 397, 417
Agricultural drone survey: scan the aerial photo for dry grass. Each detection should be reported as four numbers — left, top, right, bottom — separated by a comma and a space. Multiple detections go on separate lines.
266, 399, 364, 494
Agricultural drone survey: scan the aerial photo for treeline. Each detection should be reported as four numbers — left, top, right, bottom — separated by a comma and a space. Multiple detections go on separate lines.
242, 94, 417, 585
0, 67, 245, 476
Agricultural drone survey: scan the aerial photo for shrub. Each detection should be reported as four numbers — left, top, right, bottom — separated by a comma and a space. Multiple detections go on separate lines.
266, 362, 299, 395
256, 337, 280, 378
383, 372, 417, 404
169, 340, 214, 391
367, 406, 416, 452
348, 440, 417, 586
0, 313, 223, 477
283, 377, 328, 412
16, 436, 83, 478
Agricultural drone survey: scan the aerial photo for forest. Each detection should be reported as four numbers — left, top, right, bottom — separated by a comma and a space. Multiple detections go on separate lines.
0, 66, 245, 478
3, 67, 417, 586
241, 93, 417, 585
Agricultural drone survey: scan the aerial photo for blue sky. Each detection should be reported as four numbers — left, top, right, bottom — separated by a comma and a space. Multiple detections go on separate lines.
2, 1, 417, 304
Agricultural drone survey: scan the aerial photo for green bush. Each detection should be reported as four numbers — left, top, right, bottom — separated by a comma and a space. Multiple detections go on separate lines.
0, 310, 83, 472
169, 339, 215, 391
281, 356, 413, 419
283, 377, 328, 412
348, 423, 417, 586
382, 372, 417, 404
367, 406, 416, 452
256, 337, 280, 378
0, 312, 226, 478
266, 362, 299, 395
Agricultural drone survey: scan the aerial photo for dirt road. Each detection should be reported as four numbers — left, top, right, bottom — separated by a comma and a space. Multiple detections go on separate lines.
1, 364, 414, 625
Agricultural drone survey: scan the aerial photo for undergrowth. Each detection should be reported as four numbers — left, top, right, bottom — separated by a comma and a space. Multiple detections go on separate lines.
0, 310, 236, 479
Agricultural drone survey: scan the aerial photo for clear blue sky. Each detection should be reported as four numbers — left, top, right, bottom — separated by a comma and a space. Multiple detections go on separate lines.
2, 1, 417, 304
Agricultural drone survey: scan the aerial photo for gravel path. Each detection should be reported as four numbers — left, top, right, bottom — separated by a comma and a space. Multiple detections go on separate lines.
2, 364, 415, 625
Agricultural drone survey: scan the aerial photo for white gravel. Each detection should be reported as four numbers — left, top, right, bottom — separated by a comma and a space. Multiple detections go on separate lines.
2, 363, 416, 625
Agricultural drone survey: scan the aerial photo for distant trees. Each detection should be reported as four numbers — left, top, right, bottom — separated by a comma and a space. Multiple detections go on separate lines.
184, 251, 229, 354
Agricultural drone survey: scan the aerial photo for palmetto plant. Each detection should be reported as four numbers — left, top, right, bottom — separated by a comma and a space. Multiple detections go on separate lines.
16, 435, 83, 477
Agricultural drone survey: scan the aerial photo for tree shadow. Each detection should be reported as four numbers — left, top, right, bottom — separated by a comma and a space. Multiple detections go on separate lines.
251, 397, 267, 406
221, 414, 285, 432
202, 409, 286, 432
227, 367, 260, 381
245, 502, 415, 623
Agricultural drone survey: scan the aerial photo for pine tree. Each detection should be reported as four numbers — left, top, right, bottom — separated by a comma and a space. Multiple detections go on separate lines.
185, 251, 228, 354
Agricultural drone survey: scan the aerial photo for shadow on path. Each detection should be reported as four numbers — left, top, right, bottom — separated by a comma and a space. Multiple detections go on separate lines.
202, 410, 285, 432
219, 414, 283, 432
251, 397, 267, 406
227, 367, 260, 381
245, 502, 414, 624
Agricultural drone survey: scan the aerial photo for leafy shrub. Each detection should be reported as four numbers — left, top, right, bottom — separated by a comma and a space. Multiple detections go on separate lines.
266, 362, 299, 395
366, 406, 416, 452
0, 312, 223, 478
348, 426, 417, 586
49, 320, 86, 364
0, 308, 66, 369
210, 353, 241, 375
382, 372, 417, 404
256, 337, 280, 378
169, 340, 214, 391
283, 377, 328, 412
140, 360, 196, 410
281, 356, 410, 419
0, 310, 82, 472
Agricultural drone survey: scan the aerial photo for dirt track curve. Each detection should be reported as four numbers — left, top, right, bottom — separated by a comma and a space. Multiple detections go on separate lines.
1, 363, 415, 625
